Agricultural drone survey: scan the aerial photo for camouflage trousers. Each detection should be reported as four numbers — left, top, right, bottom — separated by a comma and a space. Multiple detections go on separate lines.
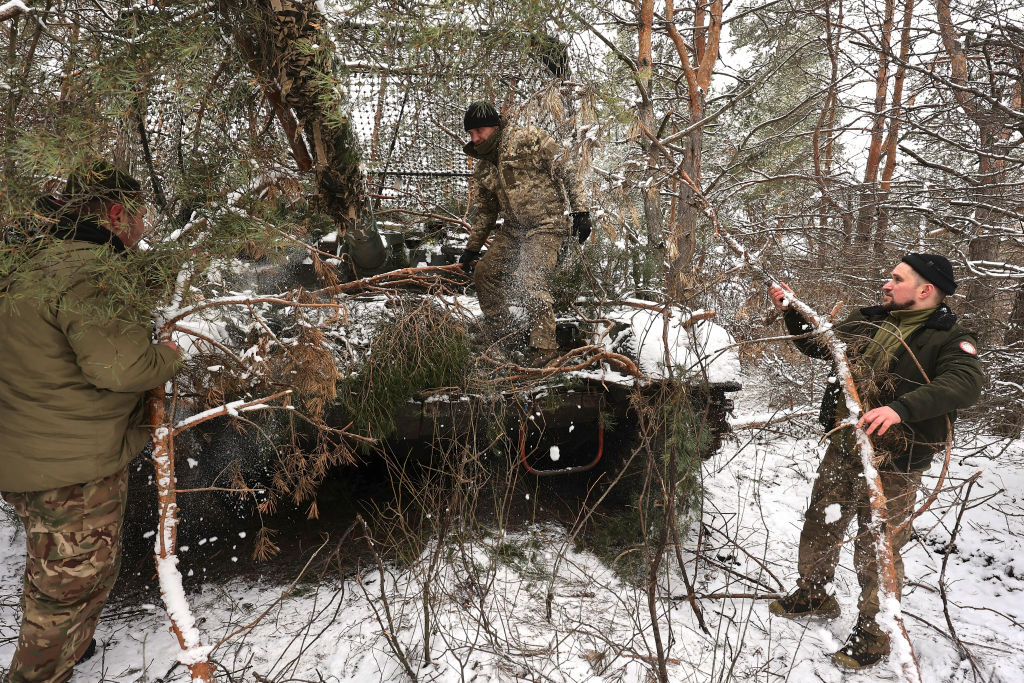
796, 437, 923, 630
2, 467, 128, 683
474, 224, 563, 351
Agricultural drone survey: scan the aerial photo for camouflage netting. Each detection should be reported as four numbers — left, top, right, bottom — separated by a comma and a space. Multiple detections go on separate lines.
344, 71, 474, 213
336, 22, 597, 227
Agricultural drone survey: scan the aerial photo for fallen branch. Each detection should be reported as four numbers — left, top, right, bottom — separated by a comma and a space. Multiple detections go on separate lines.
728, 407, 817, 431
148, 385, 215, 683
164, 263, 466, 328
479, 345, 644, 384
172, 390, 293, 435
150, 382, 305, 678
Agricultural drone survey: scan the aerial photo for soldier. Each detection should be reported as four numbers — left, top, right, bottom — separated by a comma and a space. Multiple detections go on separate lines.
767, 255, 984, 669
458, 101, 590, 364
0, 162, 180, 683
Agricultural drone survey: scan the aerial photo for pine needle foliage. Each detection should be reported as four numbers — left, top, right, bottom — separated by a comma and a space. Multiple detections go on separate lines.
586, 382, 710, 581
340, 297, 473, 441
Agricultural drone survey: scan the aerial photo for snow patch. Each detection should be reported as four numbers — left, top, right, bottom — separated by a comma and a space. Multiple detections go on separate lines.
824, 503, 842, 524
598, 301, 741, 382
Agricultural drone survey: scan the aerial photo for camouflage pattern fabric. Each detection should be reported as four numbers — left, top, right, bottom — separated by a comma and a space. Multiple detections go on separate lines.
465, 125, 584, 253
261, 0, 363, 228
795, 436, 922, 646
474, 225, 563, 350
2, 467, 128, 683
465, 125, 586, 350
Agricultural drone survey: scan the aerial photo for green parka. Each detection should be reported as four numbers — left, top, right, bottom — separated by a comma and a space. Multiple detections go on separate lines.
785, 303, 984, 471
0, 239, 179, 492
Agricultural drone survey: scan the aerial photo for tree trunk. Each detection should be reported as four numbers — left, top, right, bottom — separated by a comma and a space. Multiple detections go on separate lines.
873, 0, 916, 256
663, 0, 722, 303
1008, 281, 1024, 347
935, 0, 1016, 343
667, 107, 703, 304
220, 0, 365, 235
812, 0, 854, 257
1001, 281, 1024, 437
962, 133, 1007, 341
636, 0, 664, 250
854, 0, 896, 247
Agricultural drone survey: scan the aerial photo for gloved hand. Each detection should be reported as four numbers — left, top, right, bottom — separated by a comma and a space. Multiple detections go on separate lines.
459, 249, 481, 275
571, 212, 592, 244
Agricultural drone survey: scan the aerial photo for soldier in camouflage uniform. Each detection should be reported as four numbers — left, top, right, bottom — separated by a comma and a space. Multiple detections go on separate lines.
459, 102, 590, 362
0, 163, 180, 683
766, 255, 984, 670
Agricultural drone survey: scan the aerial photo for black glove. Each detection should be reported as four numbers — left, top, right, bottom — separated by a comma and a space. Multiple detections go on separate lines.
459, 249, 481, 275
571, 212, 592, 244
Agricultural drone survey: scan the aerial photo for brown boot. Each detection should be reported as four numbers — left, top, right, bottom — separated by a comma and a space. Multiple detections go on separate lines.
768, 586, 840, 620
832, 616, 889, 669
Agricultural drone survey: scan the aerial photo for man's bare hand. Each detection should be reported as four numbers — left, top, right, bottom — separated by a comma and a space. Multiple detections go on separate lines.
857, 406, 902, 436
161, 340, 179, 354
769, 282, 794, 311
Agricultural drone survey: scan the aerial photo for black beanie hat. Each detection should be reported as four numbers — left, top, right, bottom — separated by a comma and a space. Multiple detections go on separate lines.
902, 253, 957, 294
464, 101, 501, 131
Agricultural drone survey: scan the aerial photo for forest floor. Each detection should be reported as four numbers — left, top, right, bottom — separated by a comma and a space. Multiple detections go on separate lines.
1, 369, 1022, 683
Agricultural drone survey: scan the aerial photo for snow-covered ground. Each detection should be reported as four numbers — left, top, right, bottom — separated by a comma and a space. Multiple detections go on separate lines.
2, 374, 1022, 682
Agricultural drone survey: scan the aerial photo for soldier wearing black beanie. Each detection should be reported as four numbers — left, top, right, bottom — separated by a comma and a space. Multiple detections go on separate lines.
458, 99, 592, 365
763, 254, 983, 671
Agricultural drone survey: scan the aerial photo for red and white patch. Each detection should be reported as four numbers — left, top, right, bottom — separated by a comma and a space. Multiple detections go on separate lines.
959, 341, 977, 355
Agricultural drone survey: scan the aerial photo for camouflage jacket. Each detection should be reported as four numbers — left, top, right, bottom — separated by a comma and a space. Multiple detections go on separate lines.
0, 238, 179, 492
464, 125, 586, 252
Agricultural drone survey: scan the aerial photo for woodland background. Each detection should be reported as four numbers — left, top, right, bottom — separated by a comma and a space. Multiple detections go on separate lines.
1, 0, 1023, 681
2, 0, 1021, 430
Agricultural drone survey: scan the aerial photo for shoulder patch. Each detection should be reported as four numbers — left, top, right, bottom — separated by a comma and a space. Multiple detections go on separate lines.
959, 341, 977, 355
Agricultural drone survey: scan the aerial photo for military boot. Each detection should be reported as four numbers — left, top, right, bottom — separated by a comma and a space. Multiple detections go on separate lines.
768, 586, 840, 620
832, 616, 890, 669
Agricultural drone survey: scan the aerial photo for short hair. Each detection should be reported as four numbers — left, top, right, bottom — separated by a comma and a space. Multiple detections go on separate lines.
902, 267, 945, 301
61, 161, 144, 216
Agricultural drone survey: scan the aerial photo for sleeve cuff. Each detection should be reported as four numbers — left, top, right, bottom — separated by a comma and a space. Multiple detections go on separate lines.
888, 400, 910, 422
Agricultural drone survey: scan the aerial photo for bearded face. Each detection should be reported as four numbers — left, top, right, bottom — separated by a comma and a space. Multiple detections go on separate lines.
881, 263, 927, 311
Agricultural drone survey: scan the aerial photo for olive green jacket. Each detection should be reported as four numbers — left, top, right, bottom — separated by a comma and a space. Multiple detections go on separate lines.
0, 240, 179, 492
785, 304, 984, 471
464, 125, 585, 252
